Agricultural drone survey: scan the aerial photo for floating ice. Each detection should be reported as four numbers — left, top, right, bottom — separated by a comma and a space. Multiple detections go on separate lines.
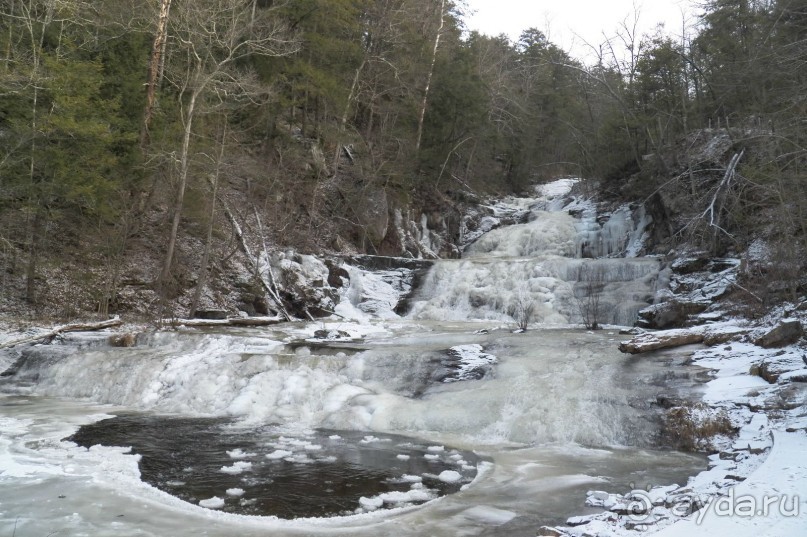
198, 496, 225, 509
219, 461, 252, 475
438, 470, 463, 483
358, 496, 384, 510
225, 488, 245, 497
226, 448, 255, 459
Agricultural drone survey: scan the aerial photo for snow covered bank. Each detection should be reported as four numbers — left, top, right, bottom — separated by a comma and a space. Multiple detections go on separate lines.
545, 313, 807, 537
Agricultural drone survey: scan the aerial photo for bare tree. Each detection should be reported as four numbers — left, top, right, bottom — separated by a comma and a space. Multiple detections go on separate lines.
507, 286, 536, 331
156, 0, 298, 291
141, 0, 172, 148
415, 0, 446, 152
575, 263, 606, 330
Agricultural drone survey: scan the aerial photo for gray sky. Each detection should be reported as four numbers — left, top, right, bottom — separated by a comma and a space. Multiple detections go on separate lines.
464, 0, 695, 61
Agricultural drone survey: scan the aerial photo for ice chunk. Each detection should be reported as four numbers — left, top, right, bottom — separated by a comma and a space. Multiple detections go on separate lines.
226, 448, 255, 459
199, 496, 225, 509
266, 449, 293, 460
219, 461, 252, 475
438, 470, 463, 483
359, 496, 384, 510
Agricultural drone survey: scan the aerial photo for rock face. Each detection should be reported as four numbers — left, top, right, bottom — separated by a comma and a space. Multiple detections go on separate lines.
636, 257, 740, 329
753, 319, 804, 348
357, 187, 390, 246
638, 300, 708, 329
433, 344, 497, 383
271, 252, 339, 318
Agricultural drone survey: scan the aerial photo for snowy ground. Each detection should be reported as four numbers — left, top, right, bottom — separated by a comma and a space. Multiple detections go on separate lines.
546, 314, 807, 537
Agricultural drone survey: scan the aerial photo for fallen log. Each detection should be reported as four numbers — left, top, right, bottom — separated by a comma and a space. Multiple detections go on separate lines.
0, 318, 124, 350
618, 329, 705, 354
618, 326, 750, 354
165, 316, 284, 328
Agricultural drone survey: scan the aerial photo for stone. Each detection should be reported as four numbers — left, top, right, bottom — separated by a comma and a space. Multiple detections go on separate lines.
537, 527, 563, 537
756, 353, 807, 383
638, 300, 709, 329
753, 319, 804, 348
313, 329, 351, 340
108, 333, 137, 348
566, 515, 597, 526
324, 259, 350, 288
725, 474, 746, 481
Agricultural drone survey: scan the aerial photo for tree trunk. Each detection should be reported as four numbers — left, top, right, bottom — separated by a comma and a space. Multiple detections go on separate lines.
415, 0, 445, 153
159, 87, 198, 287
189, 121, 226, 318
141, 0, 172, 148
333, 59, 366, 171
25, 210, 42, 304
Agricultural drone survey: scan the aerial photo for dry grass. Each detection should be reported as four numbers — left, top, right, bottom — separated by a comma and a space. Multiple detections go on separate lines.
661, 402, 737, 452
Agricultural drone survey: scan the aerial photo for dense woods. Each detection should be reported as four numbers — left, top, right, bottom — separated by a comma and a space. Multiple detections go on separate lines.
1, 0, 806, 317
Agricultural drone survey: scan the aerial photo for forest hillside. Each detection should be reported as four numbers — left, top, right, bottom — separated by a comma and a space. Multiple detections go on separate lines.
0, 0, 805, 319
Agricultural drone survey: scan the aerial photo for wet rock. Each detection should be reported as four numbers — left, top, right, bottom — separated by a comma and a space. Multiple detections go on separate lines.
108, 333, 137, 348
324, 259, 350, 289
753, 319, 804, 348
312, 329, 351, 340
537, 527, 563, 537
434, 344, 497, 383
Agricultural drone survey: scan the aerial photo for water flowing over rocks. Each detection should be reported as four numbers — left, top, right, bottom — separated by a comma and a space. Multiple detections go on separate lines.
408, 180, 668, 327
2, 180, 806, 537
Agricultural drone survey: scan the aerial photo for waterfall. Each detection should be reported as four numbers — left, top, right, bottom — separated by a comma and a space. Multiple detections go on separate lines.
408, 180, 663, 326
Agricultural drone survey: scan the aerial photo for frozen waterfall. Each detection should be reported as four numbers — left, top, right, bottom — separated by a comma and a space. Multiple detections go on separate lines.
408, 180, 662, 326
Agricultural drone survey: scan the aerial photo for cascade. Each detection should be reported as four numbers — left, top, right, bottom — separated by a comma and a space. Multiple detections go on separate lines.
408, 180, 664, 326
0, 179, 706, 536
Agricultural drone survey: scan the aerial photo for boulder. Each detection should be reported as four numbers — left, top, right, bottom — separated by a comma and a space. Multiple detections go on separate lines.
313, 329, 351, 340
637, 300, 708, 329
753, 319, 804, 348
756, 353, 807, 383
324, 259, 350, 288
